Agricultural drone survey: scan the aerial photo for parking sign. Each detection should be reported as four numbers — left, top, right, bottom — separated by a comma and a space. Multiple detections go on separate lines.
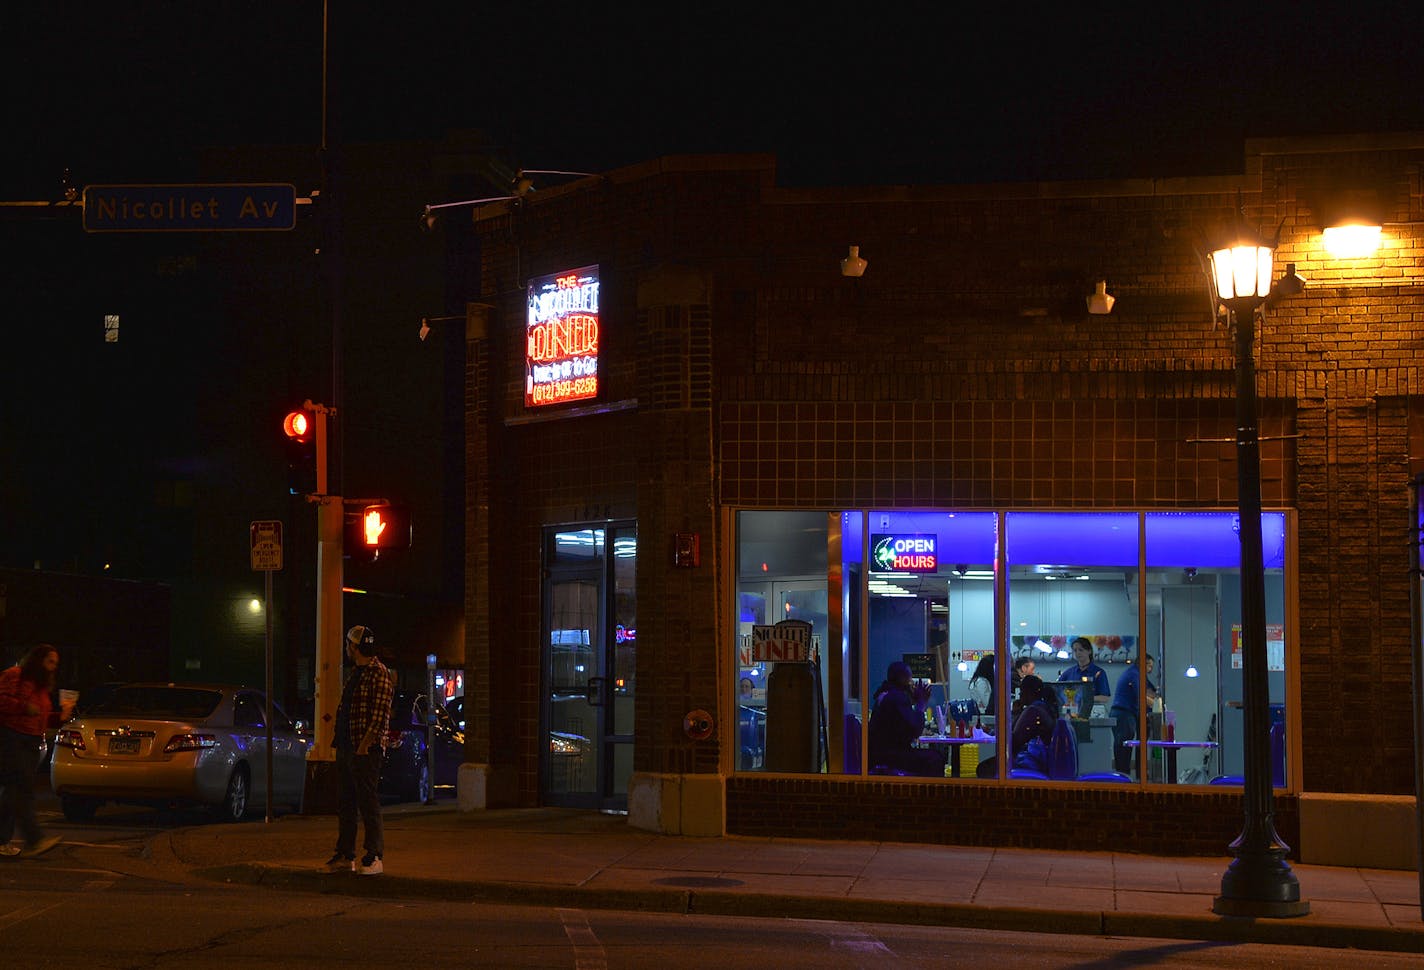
250, 520, 283, 571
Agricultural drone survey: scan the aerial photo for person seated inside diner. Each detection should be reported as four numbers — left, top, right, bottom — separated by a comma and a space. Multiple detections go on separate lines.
977, 674, 1059, 777
1011, 656, 1036, 717
867, 661, 947, 777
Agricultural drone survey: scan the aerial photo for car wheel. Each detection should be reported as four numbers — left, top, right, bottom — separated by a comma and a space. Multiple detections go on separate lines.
61, 795, 99, 823
213, 767, 249, 823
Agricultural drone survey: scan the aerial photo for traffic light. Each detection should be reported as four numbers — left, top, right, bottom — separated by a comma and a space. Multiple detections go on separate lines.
282, 407, 316, 496
345, 504, 411, 561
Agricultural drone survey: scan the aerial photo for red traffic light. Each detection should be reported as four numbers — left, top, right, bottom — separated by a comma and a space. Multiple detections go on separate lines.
283, 410, 311, 440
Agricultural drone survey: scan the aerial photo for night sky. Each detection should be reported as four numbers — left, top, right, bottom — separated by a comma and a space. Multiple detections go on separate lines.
3, 3, 1423, 671
6, 4, 1423, 193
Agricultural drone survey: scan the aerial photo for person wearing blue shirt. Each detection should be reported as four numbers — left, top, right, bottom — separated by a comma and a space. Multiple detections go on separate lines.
1057, 637, 1110, 720
1110, 655, 1158, 774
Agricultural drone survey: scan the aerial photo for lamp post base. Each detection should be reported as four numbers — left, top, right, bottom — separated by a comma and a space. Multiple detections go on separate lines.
1213, 852, 1311, 918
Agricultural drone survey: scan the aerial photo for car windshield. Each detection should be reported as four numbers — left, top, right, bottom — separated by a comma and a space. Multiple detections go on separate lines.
87, 686, 223, 719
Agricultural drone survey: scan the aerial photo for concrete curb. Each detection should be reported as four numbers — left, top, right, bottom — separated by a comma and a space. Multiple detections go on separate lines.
197, 863, 1424, 954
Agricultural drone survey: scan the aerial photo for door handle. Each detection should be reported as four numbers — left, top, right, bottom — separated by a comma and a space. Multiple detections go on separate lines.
587, 677, 607, 707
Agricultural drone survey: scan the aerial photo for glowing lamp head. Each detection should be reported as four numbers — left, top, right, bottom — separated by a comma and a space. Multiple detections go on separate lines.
1208, 237, 1274, 304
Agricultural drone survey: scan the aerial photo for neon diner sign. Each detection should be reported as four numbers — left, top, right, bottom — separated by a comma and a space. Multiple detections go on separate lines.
871, 533, 938, 572
526, 264, 600, 407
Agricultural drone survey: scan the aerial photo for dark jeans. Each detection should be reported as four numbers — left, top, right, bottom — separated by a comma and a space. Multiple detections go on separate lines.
0, 726, 44, 846
335, 747, 384, 859
1110, 708, 1136, 774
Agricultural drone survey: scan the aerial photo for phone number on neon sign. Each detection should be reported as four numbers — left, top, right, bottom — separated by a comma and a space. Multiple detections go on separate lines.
529, 375, 598, 405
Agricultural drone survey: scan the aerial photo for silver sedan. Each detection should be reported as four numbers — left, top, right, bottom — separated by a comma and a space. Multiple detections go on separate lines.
51, 683, 310, 822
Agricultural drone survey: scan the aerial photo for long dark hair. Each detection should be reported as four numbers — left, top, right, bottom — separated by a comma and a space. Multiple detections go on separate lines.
970, 654, 995, 682
1019, 673, 1059, 719
18, 643, 57, 692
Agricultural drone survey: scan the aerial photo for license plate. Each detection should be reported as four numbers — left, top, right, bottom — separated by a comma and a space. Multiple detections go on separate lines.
109, 736, 141, 754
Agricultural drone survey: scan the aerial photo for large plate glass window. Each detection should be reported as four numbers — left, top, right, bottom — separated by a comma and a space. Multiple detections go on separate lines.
1002, 512, 1140, 782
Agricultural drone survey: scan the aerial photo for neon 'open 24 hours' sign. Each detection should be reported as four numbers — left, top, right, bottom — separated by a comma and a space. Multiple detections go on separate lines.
526, 265, 600, 407
871, 534, 938, 572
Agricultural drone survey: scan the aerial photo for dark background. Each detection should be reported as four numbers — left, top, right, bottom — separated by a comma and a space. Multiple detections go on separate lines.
2, 2, 1422, 696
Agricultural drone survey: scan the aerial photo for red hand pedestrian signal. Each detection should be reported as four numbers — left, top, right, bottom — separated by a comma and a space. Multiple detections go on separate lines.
345, 505, 411, 559
362, 509, 388, 546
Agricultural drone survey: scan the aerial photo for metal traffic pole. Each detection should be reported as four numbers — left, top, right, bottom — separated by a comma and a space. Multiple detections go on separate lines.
426, 653, 437, 806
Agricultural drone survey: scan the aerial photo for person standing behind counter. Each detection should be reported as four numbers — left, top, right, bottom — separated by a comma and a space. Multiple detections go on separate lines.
1110, 656, 1158, 774
967, 655, 996, 716
1057, 637, 1110, 719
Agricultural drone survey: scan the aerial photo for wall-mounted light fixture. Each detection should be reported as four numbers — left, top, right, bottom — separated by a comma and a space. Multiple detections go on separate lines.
1315, 186, 1385, 259
840, 245, 867, 278
1086, 280, 1115, 315
1322, 222, 1382, 259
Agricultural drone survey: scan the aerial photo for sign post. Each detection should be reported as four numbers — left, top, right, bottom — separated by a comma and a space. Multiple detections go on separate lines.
250, 520, 283, 822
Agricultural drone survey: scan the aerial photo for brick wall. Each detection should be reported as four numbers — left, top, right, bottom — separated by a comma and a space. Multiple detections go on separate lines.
728, 776, 1300, 858
465, 141, 1424, 835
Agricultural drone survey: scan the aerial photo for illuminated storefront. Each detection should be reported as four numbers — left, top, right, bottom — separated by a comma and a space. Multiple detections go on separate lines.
457, 135, 1424, 861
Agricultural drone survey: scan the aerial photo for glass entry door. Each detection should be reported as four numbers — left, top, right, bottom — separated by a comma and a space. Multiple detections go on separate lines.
543, 524, 636, 812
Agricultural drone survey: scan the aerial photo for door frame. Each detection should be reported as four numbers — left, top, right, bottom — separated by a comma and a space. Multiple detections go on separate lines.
539, 520, 636, 812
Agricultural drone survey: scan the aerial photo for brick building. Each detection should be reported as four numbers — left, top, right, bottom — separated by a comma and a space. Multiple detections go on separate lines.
453, 133, 1424, 864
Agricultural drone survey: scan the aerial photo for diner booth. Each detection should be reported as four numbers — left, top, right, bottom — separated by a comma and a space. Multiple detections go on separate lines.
734, 509, 1291, 788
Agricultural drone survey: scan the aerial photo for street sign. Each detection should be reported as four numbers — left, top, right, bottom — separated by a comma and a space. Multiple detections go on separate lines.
250, 520, 283, 571
83, 183, 297, 232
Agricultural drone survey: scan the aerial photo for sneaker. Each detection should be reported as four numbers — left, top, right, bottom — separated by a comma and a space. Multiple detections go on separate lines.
0, 844, 19, 857
357, 853, 383, 876
19, 836, 60, 858
321, 852, 355, 873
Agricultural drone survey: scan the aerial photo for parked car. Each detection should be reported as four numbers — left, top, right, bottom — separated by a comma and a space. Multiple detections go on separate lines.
41, 681, 127, 769
380, 691, 464, 803
51, 683, 310, 822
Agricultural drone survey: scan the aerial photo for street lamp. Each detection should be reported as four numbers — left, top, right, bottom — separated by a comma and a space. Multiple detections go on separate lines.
1206, 217, 1310, 918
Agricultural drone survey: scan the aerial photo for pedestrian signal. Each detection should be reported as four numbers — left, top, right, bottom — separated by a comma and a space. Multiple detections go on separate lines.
345, 505, 411, 560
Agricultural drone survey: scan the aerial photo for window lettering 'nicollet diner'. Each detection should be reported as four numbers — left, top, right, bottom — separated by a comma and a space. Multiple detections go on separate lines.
526, 265, 600, 407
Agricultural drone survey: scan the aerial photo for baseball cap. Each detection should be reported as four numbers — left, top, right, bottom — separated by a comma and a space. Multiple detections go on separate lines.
346, 625, 375, 648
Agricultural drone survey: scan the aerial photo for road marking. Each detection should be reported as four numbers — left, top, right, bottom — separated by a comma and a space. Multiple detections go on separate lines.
49, 841, 132, 849
558, 908, 608, 970
0, 901, 62, 929
789, 918, 895, 956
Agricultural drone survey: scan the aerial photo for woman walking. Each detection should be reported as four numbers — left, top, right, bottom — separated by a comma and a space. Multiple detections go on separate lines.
0, 644, 73, 857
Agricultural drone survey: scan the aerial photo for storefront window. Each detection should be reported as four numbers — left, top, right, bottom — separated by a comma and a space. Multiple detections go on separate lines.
1145, 512, 1288, 786
732, 508, 1292, 789
1004, 512, 1140, 782
863, 511, 997, 780
735, 511, 830, 773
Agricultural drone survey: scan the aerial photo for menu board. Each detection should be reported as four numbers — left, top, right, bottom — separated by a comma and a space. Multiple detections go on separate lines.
902, 652, 944, 682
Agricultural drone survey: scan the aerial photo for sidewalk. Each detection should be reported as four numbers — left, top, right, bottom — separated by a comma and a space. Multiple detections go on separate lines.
126, 805, 1424, 953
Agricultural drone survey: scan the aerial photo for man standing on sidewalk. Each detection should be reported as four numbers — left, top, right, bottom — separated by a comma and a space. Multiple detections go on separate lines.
323, 625, 395, 875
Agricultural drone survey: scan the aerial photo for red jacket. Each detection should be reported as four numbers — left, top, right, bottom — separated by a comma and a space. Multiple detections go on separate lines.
0, 665, 56, 737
